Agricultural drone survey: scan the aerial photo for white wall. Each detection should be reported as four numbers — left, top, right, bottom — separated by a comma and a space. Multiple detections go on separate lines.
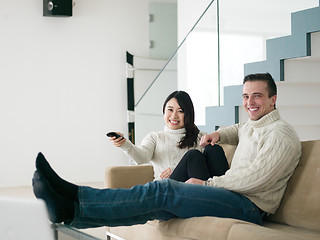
0, 0, 151, 187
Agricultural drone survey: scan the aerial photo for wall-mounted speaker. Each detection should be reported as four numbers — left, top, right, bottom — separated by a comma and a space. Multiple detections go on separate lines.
43, 0, 72, 17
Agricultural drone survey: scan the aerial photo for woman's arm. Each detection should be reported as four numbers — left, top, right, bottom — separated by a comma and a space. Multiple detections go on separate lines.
119, 132, 158, 165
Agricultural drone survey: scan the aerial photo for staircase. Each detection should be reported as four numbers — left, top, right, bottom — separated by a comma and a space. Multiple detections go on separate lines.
200, 4, 320, 141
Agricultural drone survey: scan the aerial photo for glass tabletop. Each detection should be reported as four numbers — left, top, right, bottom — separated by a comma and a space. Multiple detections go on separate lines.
52, 223, 104, 240
52, 223, 125, 240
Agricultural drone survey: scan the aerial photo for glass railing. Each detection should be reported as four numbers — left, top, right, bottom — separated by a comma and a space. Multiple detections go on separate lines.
132, 0, 319, 144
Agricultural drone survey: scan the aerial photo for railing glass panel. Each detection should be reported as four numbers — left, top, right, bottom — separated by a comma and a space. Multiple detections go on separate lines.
133, 0, 319, 142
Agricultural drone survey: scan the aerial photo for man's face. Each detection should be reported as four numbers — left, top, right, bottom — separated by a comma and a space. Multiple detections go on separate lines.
242, 80, 277, 121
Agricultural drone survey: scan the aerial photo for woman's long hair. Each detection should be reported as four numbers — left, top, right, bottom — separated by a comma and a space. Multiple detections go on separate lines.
163, 91, 200, 149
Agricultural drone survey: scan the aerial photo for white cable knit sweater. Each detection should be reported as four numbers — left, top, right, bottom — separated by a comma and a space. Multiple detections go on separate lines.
208, 109, 301, 214
120, 126, 206, 180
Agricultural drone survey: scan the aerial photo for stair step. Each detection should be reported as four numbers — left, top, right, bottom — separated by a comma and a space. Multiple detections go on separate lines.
309, 31, 320, 58
266, 34, 308, 60
284, 58, 320, 83
284, 31, 320, 83
291, 6, 320, 36
238, 107, 248, 123
278, 105, 320, 126
276, 82, 320, 106
293, 125, 320, 141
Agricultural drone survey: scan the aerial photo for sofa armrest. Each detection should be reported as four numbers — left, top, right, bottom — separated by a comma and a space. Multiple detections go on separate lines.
105, 165, 154, 189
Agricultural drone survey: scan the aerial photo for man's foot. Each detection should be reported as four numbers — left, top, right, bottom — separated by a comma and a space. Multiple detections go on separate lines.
35, 152, 78, 201
32, 170, 75, 223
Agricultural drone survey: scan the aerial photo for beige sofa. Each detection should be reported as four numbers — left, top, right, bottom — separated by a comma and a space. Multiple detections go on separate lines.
104, 140, 320, 240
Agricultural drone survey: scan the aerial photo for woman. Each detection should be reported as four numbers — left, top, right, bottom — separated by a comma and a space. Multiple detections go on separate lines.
31, 92, 231, 226
109, 90, 206, 180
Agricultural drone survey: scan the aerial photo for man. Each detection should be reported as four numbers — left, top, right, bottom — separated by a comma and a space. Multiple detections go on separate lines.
33, 73, 301, 228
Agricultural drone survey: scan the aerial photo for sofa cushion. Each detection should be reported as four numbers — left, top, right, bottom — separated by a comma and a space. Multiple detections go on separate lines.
263, 222, 320, 240
157, 217, 246, 240
106, 221, 187, 240
266, 140, 320, 232
228, 221, 320, 240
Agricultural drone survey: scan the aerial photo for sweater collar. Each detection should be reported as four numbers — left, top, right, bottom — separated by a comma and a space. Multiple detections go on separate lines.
164, 126, 186, 134
247, 109, 280, 128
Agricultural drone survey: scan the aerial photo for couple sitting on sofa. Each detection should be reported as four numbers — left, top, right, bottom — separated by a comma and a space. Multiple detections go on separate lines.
32, 73, 301, 229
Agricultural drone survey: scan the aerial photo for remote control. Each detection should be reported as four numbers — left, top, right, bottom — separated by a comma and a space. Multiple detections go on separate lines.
106, 132, 122, 139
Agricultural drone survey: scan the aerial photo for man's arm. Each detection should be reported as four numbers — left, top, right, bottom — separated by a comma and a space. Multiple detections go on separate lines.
120, 132, 157, 165
201, 124, 241, 148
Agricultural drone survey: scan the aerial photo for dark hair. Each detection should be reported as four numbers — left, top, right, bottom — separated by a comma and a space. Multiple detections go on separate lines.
243, 73, 277, 97
163, 91, 200, 149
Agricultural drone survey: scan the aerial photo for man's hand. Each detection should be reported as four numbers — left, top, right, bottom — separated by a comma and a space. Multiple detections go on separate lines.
200, 132, 220, 147
160, 167, 172, 179
185, 178, 204, 185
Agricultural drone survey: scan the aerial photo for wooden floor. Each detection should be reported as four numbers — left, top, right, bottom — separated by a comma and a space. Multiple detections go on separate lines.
0, 182, 108, 240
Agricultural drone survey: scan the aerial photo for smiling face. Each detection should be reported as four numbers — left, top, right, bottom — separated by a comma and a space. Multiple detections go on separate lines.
242, 80, 277, 121
163, 98, 185, 130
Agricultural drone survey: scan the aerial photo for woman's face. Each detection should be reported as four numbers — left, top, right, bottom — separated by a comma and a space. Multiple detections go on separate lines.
163, 98, 185, 130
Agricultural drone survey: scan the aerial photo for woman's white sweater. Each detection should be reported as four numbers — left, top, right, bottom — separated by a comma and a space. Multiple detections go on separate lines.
120, 126, 206, 180
209, 109, 301, 214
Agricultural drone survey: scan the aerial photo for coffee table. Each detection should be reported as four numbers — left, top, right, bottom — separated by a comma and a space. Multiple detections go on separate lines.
53, 223, 124, 240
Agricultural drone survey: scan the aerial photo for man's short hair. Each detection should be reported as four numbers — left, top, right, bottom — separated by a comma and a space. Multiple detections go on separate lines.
243, 73, 277, 98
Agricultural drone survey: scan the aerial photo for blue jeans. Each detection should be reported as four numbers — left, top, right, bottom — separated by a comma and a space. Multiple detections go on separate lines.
70, 179, 263, 228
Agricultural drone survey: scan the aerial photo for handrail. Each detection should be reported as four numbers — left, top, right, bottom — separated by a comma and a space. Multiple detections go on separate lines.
134, 0, 216, 108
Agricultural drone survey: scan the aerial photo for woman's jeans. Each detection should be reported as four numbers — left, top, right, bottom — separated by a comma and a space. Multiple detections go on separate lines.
70, 179, 264, 228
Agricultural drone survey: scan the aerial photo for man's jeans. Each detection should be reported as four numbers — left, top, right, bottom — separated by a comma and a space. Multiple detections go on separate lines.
70, 179, 263, 228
